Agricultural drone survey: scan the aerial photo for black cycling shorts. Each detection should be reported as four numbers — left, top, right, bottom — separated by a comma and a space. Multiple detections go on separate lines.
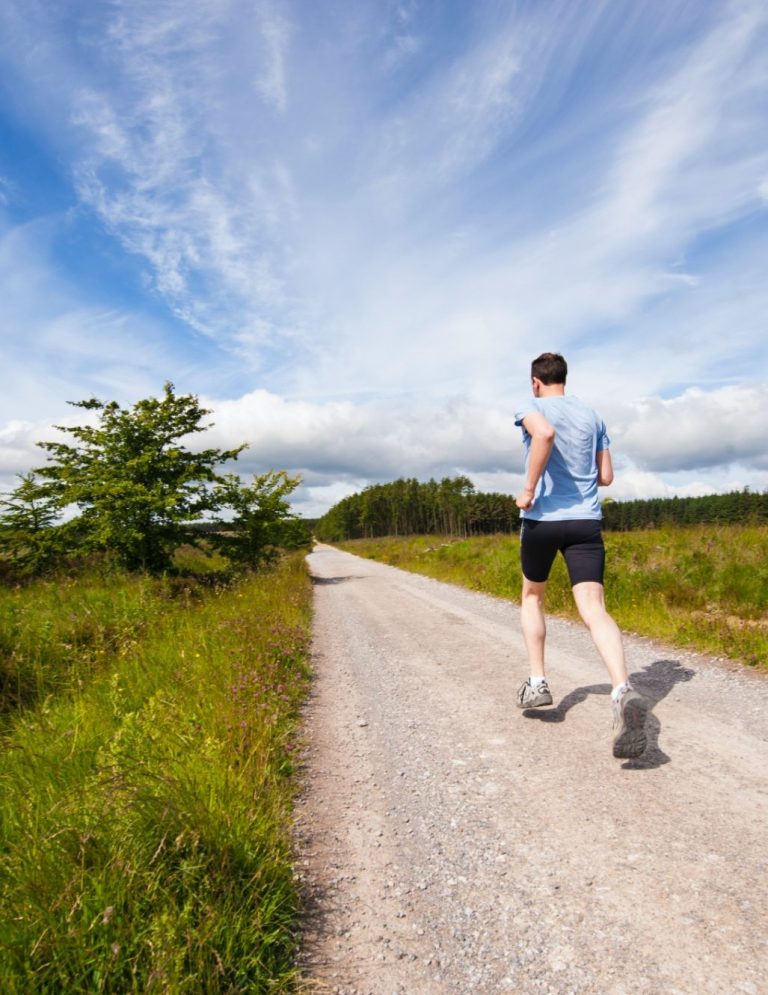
520, 519, 605, 585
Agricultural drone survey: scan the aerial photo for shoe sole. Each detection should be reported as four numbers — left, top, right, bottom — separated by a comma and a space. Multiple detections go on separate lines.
612, 696, 648, 758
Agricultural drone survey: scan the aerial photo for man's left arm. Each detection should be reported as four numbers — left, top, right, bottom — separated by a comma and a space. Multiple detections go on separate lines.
516, 411, 555, 510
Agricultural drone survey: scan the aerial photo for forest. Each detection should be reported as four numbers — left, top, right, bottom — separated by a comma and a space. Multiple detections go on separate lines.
314, 476, 768, 541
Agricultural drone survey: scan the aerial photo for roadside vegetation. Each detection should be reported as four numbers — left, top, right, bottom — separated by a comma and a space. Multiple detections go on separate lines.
0, 551, 312, 992
0, 384, 315, 991
336, 526, 768, 670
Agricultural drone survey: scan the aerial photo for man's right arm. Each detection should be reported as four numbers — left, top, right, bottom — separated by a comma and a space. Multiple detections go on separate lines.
596, 447, 614, 486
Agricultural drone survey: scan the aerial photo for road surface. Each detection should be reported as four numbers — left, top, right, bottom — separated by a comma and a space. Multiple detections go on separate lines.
294, 544, 768, 995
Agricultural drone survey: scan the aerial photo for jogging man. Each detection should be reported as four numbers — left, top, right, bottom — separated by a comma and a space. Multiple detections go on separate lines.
514, 352, 648, 759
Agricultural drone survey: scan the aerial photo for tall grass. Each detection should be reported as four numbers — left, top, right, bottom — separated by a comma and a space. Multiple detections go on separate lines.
0, 554, 312, 993
338, 525, 768, 669
0, 570, 166, 716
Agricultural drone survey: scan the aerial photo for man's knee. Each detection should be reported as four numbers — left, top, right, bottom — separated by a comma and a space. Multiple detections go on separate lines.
522, 578, 547, 607
572, 581, 608, 624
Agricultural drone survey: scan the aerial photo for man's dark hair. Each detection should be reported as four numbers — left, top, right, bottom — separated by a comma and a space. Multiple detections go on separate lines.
531, 352, 567, 385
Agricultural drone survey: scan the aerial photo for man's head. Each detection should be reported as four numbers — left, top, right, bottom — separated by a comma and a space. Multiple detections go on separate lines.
531, 352, 567, 386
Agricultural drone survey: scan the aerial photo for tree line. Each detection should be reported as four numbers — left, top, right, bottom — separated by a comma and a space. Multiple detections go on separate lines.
314, 477, 520, 541
600, 490, 768, 530
0, 383, 309, 578
315, 478, 768, 541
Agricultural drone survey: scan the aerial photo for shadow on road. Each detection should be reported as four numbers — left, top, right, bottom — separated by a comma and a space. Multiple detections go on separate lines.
522, 658, 696, 770
310, 575, 364, 585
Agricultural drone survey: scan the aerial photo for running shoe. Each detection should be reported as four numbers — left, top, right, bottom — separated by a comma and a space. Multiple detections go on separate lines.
517, 678, 553, 708
612, 687, 649, 758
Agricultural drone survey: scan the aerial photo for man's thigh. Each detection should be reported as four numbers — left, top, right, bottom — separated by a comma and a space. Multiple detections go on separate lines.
520, 519, 605, 585
560, 521, 605, 586
520, 520, 560, 582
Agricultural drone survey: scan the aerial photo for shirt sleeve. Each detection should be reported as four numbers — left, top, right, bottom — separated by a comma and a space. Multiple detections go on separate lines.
596, 417, 610, 451
514, 400, 538, 429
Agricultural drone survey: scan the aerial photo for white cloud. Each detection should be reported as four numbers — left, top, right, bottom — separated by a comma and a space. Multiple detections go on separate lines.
3, 380, 765, 518
0, 416, 97, 494
607, 385, 768, 473
609, 462, 768, 503
3, 1, 766, 397
0, 420, 48, 477
292, 478, 369, 519
195, 381, 768, 512
200, 389, 522, 479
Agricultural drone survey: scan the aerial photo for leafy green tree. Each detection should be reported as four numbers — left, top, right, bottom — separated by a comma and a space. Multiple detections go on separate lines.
0, 472, 66, 574
34, 383, 246, 572
210, 471, 310, 565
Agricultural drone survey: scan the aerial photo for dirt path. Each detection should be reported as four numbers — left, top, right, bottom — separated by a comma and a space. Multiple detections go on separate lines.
293, 544, 768, 995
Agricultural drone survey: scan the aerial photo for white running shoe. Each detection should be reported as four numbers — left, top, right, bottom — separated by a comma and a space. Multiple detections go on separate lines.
517, 678, 553, 709
612, 687, 649, 758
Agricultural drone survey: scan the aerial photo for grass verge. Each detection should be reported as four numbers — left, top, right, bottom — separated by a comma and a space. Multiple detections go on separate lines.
337, 526, 768, 670
0, 553, 312, 993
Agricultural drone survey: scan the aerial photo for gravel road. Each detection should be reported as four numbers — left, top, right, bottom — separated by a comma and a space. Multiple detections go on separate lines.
294, 543, 768, 995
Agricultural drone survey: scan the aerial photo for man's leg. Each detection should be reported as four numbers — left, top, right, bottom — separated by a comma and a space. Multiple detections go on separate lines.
571, 580, 648, 757
521, 577, 548, 678
517, 577, 554, 708
517, 523, 557, 708
571, 581, 628, 688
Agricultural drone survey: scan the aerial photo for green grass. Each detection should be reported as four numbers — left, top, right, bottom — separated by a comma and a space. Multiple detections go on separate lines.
0, 569, 172, 718
0, 554, 312, 992
337, 525, 768, 669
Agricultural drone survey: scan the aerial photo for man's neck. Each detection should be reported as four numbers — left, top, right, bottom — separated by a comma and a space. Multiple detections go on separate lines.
537, 383, 565, 398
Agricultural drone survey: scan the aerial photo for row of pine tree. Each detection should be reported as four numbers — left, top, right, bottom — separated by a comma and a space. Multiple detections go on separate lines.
314, 478, 767, 541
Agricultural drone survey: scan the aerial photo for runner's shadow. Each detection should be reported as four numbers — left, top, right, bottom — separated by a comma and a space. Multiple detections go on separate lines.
522, 659, 696, 769
521, 683, 608, 724
622, 658, 696, 770
310, 575, 363, 585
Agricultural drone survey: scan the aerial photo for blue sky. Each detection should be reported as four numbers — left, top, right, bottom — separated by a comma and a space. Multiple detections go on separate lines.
1, 0, 767, 515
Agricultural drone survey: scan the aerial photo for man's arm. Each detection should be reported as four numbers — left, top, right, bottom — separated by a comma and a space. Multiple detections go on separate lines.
596, 447, 613, 486
515, 411, 555, 510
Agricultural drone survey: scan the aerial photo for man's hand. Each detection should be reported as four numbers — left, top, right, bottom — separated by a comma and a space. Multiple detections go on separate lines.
516, 486, 536, 510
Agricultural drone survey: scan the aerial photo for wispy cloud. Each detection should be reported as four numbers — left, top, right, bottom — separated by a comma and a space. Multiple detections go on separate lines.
254, 0, 291, 112
0, 215, 235, 429
278, 0, 768, 403
3, 0, 766, 387
1, 0, 300, 358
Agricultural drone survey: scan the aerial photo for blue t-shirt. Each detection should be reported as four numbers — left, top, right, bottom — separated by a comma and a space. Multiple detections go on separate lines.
514, 395, 610, 521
